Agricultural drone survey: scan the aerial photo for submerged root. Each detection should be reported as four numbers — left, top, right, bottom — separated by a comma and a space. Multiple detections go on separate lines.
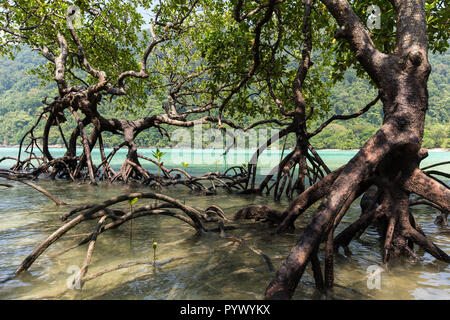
34, 257, 182, 300
13, 192, 208, 276
7, 191, 278, 295
217, 221, 274, 272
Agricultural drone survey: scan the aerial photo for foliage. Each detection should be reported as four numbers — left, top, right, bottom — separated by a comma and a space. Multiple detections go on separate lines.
0, 1, 448, 150
152, 148, 166, 162
0, 47, 449, 149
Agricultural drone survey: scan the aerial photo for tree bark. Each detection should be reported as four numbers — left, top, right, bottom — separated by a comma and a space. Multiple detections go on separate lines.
265, 0, 448, 300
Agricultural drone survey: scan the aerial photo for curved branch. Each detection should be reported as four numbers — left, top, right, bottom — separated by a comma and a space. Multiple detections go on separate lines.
421, 161, 450, 171
308, 94, 380, 138
320, 0, 387, 83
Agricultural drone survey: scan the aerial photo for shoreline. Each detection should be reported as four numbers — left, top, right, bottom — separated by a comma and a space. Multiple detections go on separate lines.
0, 144, 448, 152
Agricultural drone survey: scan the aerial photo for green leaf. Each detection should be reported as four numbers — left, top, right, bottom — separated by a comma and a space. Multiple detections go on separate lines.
128, 197, 138, 205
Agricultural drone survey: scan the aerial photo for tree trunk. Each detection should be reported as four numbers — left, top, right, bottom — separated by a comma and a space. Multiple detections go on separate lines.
264, 0, 450, 299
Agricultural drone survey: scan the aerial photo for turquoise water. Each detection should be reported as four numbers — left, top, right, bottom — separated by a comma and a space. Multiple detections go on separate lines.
0, 147, 448, 300
1, 147, 448, 173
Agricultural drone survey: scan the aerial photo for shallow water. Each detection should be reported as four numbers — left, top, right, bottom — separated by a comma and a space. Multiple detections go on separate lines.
1, 147, 449, 175
0, 149, 449, 300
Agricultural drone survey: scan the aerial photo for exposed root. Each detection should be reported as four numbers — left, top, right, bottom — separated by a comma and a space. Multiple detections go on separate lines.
14, 192, 209, 276
264, 144, 450, 299
10, 191, 281, 295
231, 205, 283, 224
75, 215, 107, 289
275, 166, 344, 233
0, 182, 13, 188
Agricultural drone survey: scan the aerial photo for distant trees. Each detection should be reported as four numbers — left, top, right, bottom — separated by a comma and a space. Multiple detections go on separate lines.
0, 48, 448, 149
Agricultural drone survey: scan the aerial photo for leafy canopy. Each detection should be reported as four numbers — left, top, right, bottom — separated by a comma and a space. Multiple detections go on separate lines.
0, 0, 153, 108
157, 0, 448, 122
1, 0, 448, 122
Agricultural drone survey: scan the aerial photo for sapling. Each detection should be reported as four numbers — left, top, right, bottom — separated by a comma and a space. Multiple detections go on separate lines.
128, 197, 138, 242
151, 148, 166, 180
152, 148, 166, 203
152, 239, 158, 266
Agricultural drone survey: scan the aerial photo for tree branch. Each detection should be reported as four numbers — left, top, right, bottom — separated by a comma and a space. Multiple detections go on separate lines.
308, 94, 380, 138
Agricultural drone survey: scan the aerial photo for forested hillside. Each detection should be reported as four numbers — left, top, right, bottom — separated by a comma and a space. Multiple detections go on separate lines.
0, 47, 448, 149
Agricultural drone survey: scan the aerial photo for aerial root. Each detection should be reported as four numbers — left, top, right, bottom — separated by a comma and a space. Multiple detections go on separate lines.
309, 245, 324, 292
255, 144, 329, 201
265, 169, 450, 299
274, 166, 343, 233
406, 227, 450, 263
11, 191, 279, 293
409, 197, 449, 227
204, 205, 231, 221
403, 168, 450, 212
333, 184, 450, 266
0, 182, 13, 188
9, 148, 251, 196
1, 193, 281, 300
74, 215, 107, 289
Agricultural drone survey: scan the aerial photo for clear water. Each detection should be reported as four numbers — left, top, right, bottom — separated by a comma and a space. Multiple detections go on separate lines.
0, 148, 448, 300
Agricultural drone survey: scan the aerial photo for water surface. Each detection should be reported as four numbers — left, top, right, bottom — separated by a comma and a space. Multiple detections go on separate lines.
0, 148, 448, 299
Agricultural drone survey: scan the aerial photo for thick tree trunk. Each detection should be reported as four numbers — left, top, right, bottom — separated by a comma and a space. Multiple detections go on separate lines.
264, 0, 449, 299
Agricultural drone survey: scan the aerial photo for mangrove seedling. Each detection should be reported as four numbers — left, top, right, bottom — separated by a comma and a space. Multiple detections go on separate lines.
128, 197, 138, 242
152, 148, 166, 179
152, 239, 158, 266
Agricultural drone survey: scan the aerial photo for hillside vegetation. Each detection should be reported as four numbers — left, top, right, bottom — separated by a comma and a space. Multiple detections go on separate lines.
0, 48, 448, 149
